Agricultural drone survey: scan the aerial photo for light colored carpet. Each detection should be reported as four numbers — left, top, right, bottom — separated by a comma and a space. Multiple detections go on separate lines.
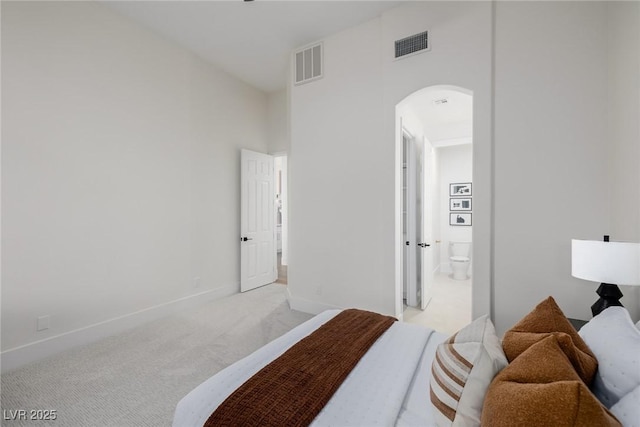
0, 284, 313, 427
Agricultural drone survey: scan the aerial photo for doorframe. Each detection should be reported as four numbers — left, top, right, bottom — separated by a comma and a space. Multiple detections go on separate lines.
419, 134, 435, 311
240, 149, 277, 292
403, 129, 418, 307
394, 84, 490, 322
272, 152, 289, 267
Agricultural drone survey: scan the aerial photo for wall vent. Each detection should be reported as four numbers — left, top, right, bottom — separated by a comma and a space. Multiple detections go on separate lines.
294, 43, 323, 85
395, 31, 430, 59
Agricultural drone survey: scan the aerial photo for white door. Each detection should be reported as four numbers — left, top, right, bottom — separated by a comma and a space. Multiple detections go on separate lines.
241, 149, 277, 292
419, 138, 434, 310
404, 132, 418, 307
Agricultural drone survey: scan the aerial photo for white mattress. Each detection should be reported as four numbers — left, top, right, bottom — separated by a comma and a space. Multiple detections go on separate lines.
172, 309, 447, 427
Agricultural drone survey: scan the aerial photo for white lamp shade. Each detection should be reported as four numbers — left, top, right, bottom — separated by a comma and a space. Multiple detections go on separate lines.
572, 239, 640, 285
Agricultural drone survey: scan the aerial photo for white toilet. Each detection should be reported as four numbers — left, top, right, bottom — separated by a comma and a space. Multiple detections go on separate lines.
449, 241, 471, 280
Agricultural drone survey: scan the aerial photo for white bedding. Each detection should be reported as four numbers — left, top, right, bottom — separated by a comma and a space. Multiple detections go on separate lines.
172, 309, 447, 427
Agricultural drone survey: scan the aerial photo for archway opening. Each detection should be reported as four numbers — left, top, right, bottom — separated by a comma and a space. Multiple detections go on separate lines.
395, 85, 474, 334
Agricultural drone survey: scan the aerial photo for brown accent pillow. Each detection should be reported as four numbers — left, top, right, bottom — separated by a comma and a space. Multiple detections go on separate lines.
502, 296, 597, 384
481, 335, 621, 427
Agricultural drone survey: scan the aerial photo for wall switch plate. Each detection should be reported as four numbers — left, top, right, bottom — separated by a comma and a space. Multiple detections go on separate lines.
37, 315, 50, 331
193, 277, 201, 288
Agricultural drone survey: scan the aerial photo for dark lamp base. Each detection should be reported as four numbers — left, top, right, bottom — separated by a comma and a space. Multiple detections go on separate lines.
591, 283, 624, 317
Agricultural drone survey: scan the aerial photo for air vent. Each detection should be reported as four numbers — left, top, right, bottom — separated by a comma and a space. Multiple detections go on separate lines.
294, 43, 323, 85
395, 31, 430, 59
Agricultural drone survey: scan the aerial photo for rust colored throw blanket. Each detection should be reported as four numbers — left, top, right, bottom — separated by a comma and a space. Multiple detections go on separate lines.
204, 309, 396, 427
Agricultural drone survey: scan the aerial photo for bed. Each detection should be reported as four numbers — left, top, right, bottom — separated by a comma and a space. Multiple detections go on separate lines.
173, 309, 447, 426
173, 298, 640, 427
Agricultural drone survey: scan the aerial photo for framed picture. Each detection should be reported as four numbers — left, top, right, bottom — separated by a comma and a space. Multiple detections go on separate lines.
450, 198, 472, 211
450, 182, 472, 196
450, 213, 472, 226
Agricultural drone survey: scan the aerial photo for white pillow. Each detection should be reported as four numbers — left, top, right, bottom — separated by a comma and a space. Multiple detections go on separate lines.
578, 307, 640, 408
636, 319, 639, 330
610, 384, 640, 427
430, 315, 508, 427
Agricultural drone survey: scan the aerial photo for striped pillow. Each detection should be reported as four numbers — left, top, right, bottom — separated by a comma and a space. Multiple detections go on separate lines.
430, 315, 507, 427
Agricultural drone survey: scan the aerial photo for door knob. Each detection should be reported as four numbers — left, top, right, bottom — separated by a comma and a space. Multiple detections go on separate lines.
418, 243, 430, 248
241, 237, 253, 242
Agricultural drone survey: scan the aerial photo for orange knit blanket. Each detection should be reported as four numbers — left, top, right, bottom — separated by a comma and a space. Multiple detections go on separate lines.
203, 309, 396, 427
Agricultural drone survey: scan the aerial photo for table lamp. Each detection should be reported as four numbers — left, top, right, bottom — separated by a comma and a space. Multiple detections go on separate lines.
571, 236, 640, 317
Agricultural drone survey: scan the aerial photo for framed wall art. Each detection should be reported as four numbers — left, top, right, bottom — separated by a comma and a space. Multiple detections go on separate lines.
450, 198, 472, 211
450, 182, 472, 196
450, 213, 472, 226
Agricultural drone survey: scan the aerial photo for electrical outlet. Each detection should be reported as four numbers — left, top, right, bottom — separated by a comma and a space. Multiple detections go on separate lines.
193, 277, 201, 288
37, 315, 50, 331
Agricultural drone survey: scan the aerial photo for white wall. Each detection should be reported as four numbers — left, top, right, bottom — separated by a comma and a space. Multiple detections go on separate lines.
267, 89, 289, 154
290, 1, 639, 332
1, 1, 268, 361
382, 3, 494, 321
492, 1, 636, 329
437, 144, 473, 274
606, 1, 640, 311
289, 1, 493, 318
290, 18, 387, 314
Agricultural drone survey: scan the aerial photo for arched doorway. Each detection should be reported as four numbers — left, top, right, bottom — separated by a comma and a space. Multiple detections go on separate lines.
395, 85, 477, 333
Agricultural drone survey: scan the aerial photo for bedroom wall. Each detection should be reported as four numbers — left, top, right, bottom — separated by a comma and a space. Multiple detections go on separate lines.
606, 1, 640, 311
492, 1, 640, 328
290, 1, 638, 331
289, 1, 493, 318
267, 89, 290, 154
289, 17, 387, 314
1, 1, 268, 367
384, 3, 494, 320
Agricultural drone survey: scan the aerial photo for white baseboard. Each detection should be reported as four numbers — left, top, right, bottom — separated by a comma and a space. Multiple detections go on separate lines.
286, 288, 340, 315
1, 284, 238, 373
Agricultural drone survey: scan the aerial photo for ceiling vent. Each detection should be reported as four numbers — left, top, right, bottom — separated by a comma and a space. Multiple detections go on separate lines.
395, 30, 430, 59
294, 43, 323, 85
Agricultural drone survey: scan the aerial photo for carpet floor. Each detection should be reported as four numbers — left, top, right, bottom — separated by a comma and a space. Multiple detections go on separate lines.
0, 284, 313, 427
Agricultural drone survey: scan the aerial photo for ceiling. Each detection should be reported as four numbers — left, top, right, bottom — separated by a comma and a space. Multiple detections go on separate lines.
404, 88, 473, 146
103, 1, 402, 93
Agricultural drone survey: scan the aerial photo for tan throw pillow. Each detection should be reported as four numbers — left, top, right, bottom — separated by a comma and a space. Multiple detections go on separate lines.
502, 296, 597, 384
481, 334, 621, 427
430, 315, 507, 427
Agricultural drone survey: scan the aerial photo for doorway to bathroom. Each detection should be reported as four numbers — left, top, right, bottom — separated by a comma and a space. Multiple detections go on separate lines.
397, 86, 473, 334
